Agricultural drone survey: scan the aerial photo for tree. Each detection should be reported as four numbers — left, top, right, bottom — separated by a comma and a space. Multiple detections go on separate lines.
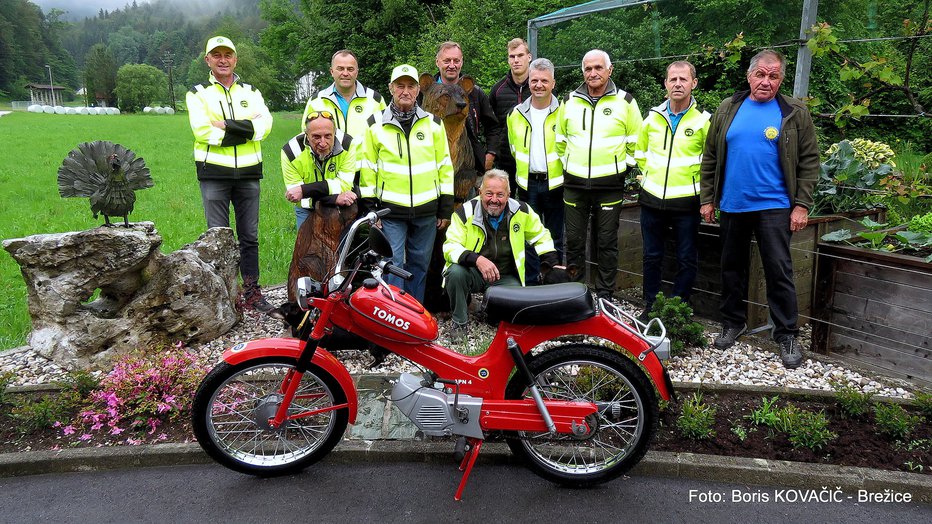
85, 44, 118, 106
115, 63, 167, 111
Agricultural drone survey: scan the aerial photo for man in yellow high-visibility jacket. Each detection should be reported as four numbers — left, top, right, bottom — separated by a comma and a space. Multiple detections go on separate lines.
634, 60, 710, 318
556, 49, 642, 300
359, 64, 454, 302
187, 36, 274, 313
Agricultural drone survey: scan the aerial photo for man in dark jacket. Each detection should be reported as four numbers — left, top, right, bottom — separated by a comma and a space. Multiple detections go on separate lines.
434, 41, 498, 177
699, 49, 819, 369
487, 38, 532, 181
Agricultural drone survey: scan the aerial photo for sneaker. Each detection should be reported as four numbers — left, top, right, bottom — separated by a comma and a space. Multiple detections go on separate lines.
779, 336, 804, 369
713, 323, 747, 349
242, 278, 275, 314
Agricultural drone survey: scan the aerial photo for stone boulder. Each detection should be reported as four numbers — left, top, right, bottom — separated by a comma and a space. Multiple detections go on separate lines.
3, 223, 241, 368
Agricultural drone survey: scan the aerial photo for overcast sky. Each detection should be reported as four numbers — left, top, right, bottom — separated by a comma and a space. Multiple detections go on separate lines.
32, 0, 151, 19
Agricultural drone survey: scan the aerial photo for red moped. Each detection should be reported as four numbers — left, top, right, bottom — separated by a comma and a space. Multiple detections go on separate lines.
192, 209, 674, 500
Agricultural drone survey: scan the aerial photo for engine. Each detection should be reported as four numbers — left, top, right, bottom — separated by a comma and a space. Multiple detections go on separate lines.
390, 373, 483, 439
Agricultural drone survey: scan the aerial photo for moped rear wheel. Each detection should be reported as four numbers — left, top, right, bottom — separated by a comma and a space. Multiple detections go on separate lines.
504, 344, 658, 487
192, 357, 348, 476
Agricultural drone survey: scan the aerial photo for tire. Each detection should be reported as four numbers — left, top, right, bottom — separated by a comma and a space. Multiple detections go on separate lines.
191, 357, 348, 476
504, 344, 658, 487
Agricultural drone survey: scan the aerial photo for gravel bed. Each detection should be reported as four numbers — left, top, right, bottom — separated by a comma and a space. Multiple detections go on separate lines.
0, 286, 914, 399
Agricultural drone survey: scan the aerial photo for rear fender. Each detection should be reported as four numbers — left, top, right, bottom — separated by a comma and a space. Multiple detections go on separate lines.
223, 338, 358, 424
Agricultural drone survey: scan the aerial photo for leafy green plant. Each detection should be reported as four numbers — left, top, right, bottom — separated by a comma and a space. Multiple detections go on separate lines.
822, 216, 932, 261
814, 139, 894, 215
730, 421, 752, 442
645, 293, 707, 356
786, 409, 837, 451
914, 392, 932, 420
747, 396, 780, 427
873, 403, 923, 441
904, 461, 924, 473
832, 381, 873, 419
676, 392, 717, 440
7, 370, 101, 434
908, 213, 932, 234
0, 372, 13, 406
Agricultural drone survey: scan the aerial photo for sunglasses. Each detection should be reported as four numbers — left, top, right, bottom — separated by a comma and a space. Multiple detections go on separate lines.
306, 111, 334, 124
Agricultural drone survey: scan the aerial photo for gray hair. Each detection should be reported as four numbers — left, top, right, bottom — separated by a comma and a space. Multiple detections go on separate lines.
581, 49, 611, 71
529, 58, 555, 76
747, 49, 786, 77
482, 169, 510, 194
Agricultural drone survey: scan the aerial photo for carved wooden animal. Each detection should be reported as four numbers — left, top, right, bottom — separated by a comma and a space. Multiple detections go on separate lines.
418, 74, 480, 313
287, 201, 358, 302
57, 141, 154, 227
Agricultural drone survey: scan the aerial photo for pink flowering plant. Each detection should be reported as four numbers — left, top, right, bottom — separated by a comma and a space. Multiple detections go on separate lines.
58, 347, 208, 446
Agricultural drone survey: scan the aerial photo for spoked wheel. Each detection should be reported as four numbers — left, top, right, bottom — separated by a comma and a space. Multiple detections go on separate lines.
192, 357, 348, 476
504, 344, 658, 487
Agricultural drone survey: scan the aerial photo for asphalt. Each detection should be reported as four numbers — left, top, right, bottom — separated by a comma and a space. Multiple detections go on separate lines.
2, 379, 930, 503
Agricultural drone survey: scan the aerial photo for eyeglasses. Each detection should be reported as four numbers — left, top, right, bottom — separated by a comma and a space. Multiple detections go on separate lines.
306, 111, 334, 124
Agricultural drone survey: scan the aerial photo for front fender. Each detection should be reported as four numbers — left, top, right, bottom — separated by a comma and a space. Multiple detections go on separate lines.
223, 338, 358, 424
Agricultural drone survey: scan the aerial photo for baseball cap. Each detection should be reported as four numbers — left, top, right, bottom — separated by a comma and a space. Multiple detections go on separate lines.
205, 36, 236, 56
390, 64, 418, 83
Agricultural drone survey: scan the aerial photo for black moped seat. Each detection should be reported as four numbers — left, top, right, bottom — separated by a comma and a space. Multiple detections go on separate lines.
482, 282, 595, 325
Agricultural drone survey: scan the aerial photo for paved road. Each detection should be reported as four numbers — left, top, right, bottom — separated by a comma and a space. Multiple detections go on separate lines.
0, 460, 928, 523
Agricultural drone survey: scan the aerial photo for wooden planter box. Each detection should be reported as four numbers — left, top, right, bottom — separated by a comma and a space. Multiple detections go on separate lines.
812, 243, 932, 386
614, 204, 885, 328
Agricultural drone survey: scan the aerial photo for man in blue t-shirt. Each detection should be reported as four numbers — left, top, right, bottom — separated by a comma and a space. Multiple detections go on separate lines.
698, 49, 820, 369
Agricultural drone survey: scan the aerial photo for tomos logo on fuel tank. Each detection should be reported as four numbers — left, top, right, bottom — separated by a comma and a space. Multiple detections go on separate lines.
372, 306, 411, 330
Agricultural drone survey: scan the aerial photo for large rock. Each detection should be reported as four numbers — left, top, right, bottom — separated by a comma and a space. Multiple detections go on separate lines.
3, 223, 241, 368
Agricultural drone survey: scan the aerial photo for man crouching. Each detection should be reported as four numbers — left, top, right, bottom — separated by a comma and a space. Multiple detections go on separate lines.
442, 169, 558, 342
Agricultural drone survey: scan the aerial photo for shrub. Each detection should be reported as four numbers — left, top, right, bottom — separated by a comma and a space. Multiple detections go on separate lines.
832, 382, 873, 419
786, 409, 837, 451
62, 347, 208, 443
914, 392, 932, 420
8, 370, 101, 434
646, 293, 707, 356
746, 396, 780, 427
874, 403, 923, 441
676, 392, 717, 440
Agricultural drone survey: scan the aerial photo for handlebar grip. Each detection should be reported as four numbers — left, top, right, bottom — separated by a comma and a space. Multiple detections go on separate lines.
384, 262, 413, 281
375, 208, 391, 218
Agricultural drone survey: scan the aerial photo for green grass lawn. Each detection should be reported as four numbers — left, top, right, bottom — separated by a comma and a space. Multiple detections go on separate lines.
0, 111, 305, 349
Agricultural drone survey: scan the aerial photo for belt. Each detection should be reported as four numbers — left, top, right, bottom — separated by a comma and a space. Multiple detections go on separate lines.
528, 171, 549, 181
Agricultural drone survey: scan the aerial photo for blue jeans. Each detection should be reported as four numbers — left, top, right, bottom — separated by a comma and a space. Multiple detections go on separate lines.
719, 208, 797, 339
295, 207, 310, 230
640, 205, 699, 309
518, 181, 565, 284
380, 216, 437, 303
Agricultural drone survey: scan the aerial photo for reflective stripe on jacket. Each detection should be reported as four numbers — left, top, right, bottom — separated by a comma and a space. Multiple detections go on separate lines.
281, 130, 355, 208
556, 80, 641, 190
187, 73, 272, 180
635, 99, 710, 211
359, 106, 454, 219
442, 197, 555, 287
507, 95, 564, 191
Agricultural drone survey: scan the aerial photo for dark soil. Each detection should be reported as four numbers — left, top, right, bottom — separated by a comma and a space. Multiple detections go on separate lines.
2, 390, 930, 475
654, 391, 932, 474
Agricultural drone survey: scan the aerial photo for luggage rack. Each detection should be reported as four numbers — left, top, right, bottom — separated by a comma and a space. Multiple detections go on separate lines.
598, 298, 671, 362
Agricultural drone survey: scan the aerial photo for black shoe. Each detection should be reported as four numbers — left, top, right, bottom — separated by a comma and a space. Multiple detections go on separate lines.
779, 336, 804, 369
713, 323, 747, 349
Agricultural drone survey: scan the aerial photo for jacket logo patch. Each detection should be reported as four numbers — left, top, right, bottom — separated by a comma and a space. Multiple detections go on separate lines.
416, 131, 425, 140
684, 128, 694, 136
513, 223, 520, 233
354, 105, 363, 113
240, 100, 248, 108
602, 108, 612, 115
328, 164, 336, 172
764, 126, 779, 141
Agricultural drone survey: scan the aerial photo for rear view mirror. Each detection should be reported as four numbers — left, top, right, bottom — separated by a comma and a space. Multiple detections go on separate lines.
368, 226, 393, 258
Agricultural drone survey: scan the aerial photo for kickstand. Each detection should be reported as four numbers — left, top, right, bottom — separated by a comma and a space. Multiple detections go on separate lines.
454, 437, 484, 501
746, 311, 775, 337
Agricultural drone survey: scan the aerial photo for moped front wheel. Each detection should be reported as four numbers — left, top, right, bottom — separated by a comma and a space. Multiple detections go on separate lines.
192, 357, 348, 476
504, 344, 658, 487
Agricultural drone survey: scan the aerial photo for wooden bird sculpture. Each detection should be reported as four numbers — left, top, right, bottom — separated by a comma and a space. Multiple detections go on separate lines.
57, 141, 154, 227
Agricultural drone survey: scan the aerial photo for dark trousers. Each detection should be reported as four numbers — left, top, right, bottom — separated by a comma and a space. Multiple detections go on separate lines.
564, 186, 624, 297
719, 208, 798, 339
517, 180, 565, 284
444, 264, 520, 325
640, 205, 699, 309
199, 179, 260, 279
